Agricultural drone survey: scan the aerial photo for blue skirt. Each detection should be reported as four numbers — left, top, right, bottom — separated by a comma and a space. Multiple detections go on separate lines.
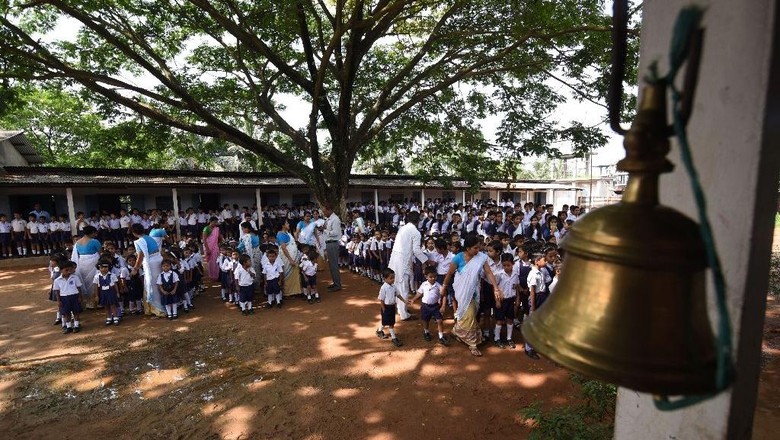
60, 295, 83, 315
99, 287, 119, 306
239, 285, 254, 302
162, 292, 180, 305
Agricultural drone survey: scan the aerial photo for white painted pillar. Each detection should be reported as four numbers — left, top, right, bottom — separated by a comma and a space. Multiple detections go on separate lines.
614, 1, 780, 439
172, 188, 180, 238
255, 188, 263, 227
462, 190, 466, 206
374, 189, 379, 224
421, 188, 425, 207
65, 187, 76, 236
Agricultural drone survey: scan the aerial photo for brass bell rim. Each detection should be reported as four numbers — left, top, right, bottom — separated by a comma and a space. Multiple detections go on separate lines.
522, 323, 719, 395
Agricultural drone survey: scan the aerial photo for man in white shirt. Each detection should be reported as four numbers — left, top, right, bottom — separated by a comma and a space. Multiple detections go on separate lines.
388, 211, 428, 321
322, 204, 343, 291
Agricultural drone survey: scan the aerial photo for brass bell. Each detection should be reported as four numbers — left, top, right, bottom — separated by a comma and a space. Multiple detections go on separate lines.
521, 83, 717, 395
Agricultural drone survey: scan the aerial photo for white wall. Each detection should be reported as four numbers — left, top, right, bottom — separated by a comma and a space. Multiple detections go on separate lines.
614, 1, 780, 438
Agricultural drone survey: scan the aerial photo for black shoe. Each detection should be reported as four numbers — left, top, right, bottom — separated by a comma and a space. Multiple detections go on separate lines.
266, 302, 274, 309
307, 297, 313, 304
316, 296, 321, 303
423, 332, 432, 342
54, 318, 61, 325
167, 315, 173, 320
392, 337, 403, 347
327, 286, 342, 292
242, 310, 248, 316
63, 327, 72, 334
277, 302, 282, 309
506, 340, 516, 349
438, 336, 450, 346
327, 284, 336, 289
494, 340, 506, 349
173, 314, 179, 320
525, 349, 540, 360
376, 330, 386, 339
73, 326, 81, 333
183, 308, 190, 313
249, 309, 254, 315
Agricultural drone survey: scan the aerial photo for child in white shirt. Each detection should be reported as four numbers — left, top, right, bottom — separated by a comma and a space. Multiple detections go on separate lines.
234, 254, 257, 314
262, 248, 284, 308
300, 250, 319, 304
376, 269, 408, 347
409, 267, 449, 346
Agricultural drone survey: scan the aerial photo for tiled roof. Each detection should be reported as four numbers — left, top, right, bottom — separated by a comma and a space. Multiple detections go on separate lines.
0, 166, 581, 191
0, 131, 44, 165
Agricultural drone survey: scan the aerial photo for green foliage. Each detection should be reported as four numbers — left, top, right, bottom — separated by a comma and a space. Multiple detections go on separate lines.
0, 0, 640, 207
520, 374, 617, 440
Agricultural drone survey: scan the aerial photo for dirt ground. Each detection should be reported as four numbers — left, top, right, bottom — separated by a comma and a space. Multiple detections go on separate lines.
0, 265, 577, 440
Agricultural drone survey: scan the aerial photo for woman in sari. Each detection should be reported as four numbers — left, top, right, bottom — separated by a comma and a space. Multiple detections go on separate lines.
295, 211, 317, 248
201, 217, 222, 280
71, 225, 101, 309
238, 221, 263, 285
276, 220, 301, 296
440, 235, 503, 357
130, 224, 165, 317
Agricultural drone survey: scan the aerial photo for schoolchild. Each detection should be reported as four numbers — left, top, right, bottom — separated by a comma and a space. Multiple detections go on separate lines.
375, 268, 408, 347
431, 238, 454, 308
47, 253, 65, 324
124, 254, 144, 315
26, 214, 40, 256
94, 258, 121, 325
493, 253, 519, 349
217, 246, 231, 301
300, 250, 319, 304
59, 214, 72, 248
53, 261, 83, 333
525, 254, 548, 359
181, 247, 195, 312
0, 214, 11, 258
157, 259, 181, 320
479, 240, 504, 341
235, 254, 257, 315
12, 212, 27, 256
409, 267, 449, 346
262, 248, 284, 308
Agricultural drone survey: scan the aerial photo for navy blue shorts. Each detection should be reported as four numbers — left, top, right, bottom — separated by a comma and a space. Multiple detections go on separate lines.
421, 303, 443, 323
59, 294, 82, 315
266, 277, 281, 296
479, 282, 496, 315
14, 233, 26, 244
61, 231, 72, 243
239, 285, 254, 302
306, 274, 316, 288
381, 304, 396, 327
494, 297, 515, 321
0, 233, 9, 245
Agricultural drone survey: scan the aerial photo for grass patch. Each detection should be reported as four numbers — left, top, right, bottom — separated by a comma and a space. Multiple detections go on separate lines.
521, 374, 617, 440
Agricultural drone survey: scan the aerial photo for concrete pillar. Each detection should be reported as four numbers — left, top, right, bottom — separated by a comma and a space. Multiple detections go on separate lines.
374, 189, 379, 224
421, 188, 425, 207
255, 188, 263, 226
614, 1, 780, 439
172, 188, 180, 239
65, 187, 76, 236
462, 190, 466, 206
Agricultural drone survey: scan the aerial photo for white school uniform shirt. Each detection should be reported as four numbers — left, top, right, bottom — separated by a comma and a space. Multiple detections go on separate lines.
549, 275, 560, 294
197, 213, 209, 223
61, 221, 71, 232
234, 265, 256, 286
346, 240, 357, 254
37, 222, 49, 233
0, 221, 10, 234
435, 251, 453, 276
378, 282, 398, 305
497, 270, 519, 299
157, 270, 180, 286
27, 221, 39, 234
262, 259, 284, 281
54, 275, 82, 296
187, 214, 197, 226
417, 280, 442, 304
108, 218, 121, 229
300, 258, 317, 277
219, 256, 233, 272
50, 221, 60, 232
120, 215, 131, 228
11, 218, 26, 233
140, 219, 151, 229
99, 218, 110, 230
93, 272, 119, 288
119, 266, 130, 281
527, 267, 546, 294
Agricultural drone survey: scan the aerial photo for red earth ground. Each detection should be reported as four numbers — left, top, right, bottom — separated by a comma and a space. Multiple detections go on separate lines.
1, 261, 778, 439
0, 264, 577, 440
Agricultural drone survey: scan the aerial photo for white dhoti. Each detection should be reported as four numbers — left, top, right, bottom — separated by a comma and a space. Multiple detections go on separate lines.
394, 272, 412, 320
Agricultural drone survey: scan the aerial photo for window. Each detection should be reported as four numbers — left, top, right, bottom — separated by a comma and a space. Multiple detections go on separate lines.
119, 195, 132, 212
292, 193, 311, 206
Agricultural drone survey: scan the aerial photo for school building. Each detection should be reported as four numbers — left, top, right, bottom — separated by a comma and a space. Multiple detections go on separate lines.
0, 131, 581, 227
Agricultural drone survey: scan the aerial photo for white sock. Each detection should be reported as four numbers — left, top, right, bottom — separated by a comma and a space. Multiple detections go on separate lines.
56, 311, 61, 319
74, 320, 80, 328
240, 301, 246, 311
424, 329, 430, 334
23, 248, 27, 255
267, 294, 273, 304
136, 300, 143, 311
377, 324, 384, 332
66, 321, 72, 328
438, 331, 444, 339
172, 304, 178, 315
16, 247, 22, 255
247, 301, 252, 310
166, 304, 173, 315
507, 325, 513, 340
314, 292, 319, 298
275, 293, 282, 303
220, 288, 226, 298
494, 325, 502, 341
389, 328, 397, 339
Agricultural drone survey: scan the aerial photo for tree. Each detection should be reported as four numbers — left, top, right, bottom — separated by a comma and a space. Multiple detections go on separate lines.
0, 0, 639, 213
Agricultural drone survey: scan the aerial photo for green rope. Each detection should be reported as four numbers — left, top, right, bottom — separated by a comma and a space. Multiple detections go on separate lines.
650, 6, 734, 411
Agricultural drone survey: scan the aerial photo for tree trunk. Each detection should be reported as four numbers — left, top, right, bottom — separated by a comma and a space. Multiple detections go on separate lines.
312, 173, 349, 220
